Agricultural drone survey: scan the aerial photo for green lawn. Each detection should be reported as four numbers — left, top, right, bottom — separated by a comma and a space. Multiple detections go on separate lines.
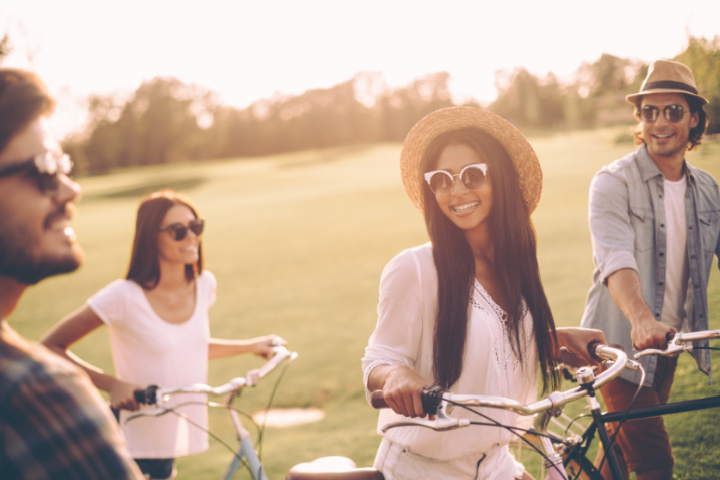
9, 129, 720, 479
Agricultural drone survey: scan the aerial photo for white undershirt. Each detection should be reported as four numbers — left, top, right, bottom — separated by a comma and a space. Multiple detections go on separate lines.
661, 176, 688, 330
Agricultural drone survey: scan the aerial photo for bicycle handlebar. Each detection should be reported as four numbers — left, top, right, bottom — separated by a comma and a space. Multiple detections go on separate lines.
371, 344, 635, 433
130, 345, 297, 414
634, 329, 720, 359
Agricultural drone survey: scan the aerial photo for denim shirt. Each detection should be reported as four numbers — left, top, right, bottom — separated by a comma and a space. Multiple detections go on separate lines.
581, 145, 720, 386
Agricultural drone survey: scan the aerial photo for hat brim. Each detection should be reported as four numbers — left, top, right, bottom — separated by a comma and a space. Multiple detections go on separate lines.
626, 89, 708, 105
400, 106, 542, 214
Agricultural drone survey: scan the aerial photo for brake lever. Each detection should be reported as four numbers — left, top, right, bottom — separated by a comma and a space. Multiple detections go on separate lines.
380, 406, 470, 433
124, 406, 172, 423
634, 335, 686, 359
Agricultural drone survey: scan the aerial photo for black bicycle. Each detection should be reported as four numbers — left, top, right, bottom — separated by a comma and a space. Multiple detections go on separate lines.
371, 329, 720, 480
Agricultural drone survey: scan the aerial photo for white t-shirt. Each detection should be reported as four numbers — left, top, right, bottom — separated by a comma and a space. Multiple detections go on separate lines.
362, 244, 537, 471
88, 270, 216, 458
662, 177, 689, 330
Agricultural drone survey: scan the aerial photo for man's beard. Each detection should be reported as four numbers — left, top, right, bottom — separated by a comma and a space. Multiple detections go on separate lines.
0, 220, 82, 285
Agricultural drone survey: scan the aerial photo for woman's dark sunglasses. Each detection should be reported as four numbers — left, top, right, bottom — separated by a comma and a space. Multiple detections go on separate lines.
159, 218, 205, 241
640, 104, 689, 123
423, 163, 488, 195
0, 151, 73, 194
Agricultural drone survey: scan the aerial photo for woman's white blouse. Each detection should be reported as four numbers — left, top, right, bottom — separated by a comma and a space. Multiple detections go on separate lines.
88, 271, 216, 458
362, 243, 538, 460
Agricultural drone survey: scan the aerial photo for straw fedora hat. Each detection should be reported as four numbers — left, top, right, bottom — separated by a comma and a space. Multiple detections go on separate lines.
400, 106, 542, 213
626, 60, 707, 105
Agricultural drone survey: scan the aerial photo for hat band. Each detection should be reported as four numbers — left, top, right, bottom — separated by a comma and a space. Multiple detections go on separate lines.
643, 80, 699, 95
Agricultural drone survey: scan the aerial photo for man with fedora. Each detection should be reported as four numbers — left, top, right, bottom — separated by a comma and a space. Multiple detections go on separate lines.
581, 60, 717, 479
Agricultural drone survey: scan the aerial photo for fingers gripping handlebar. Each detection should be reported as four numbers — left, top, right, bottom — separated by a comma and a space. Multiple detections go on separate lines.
134, 385, 159, 405
370, 384, 444, 414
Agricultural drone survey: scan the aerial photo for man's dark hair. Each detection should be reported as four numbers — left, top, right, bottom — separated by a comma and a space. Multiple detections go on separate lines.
0, 69, 56, 153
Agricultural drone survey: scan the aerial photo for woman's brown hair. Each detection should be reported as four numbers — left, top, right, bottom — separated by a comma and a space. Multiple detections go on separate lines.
126, 189, 203, 289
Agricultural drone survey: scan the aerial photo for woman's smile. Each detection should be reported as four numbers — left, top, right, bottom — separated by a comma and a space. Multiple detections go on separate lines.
451, 200, 480, 215
433, 143, 492, 232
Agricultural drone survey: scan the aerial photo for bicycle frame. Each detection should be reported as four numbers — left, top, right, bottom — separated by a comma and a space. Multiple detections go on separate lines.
222, 390, 267, 480
557, 393, 720, 478
547, 329, 720, 479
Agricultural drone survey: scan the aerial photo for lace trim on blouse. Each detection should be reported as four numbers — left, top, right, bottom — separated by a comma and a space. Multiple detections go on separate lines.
471, 280, 528, 400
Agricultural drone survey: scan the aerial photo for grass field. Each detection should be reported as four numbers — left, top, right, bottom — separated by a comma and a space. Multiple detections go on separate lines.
9, 128, 720, 479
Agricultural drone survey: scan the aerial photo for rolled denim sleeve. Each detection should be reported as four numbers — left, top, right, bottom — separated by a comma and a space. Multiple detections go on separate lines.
588, 168, 639, 284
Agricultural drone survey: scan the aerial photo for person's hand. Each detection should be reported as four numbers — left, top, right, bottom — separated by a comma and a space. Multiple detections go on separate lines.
631, 316, 676, 351
109, 379, 143, 411
555, 327, 607, 367
381, 365, 433, 419
252, 334, 285, 359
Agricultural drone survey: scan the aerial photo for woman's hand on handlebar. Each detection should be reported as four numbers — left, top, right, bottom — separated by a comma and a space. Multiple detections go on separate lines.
253, 334, 286, 359
373, 364, 433, 419
555, 327, 607, 367
109, 378, 143, 411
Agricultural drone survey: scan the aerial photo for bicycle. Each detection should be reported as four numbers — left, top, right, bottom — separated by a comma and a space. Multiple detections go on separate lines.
129, 344, 299, 480
370, 329, 720, 480
370, 342, 632, 479
546, 328, 720, 479
130, 345, 385, 480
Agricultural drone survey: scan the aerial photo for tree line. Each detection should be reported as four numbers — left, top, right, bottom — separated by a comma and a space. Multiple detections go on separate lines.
3, 34, 718, 175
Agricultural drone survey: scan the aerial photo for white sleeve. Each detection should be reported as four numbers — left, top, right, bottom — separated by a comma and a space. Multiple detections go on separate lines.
361, 248, 430, 401
86, 280, 128, 327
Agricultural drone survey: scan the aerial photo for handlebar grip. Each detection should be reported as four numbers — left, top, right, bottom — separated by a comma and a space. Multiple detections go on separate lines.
134, 385, 159, 405
371, 390, 388, 409
587, 340, 602, 362
421, 384, 444, 415
370, 385, 446, 413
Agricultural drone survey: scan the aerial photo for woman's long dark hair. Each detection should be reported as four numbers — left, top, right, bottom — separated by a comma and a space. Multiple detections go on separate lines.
125, 189, 203, 289
421, 128, 560, 393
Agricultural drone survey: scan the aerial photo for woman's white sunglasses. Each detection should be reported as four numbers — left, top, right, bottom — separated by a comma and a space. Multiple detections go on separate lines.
423, 163, 488, 195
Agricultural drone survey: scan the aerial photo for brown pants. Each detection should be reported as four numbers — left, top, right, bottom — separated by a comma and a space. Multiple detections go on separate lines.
595, 356, 677, 477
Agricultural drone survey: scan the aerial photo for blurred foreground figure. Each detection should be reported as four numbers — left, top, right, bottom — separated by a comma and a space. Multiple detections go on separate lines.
0, 68, 143, 478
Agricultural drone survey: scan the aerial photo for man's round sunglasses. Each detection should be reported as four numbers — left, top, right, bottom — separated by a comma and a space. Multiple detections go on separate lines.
159, 218, 205, 241
640, 104, 690, 124
0, 151, 73, 194
424, 163, 488, 195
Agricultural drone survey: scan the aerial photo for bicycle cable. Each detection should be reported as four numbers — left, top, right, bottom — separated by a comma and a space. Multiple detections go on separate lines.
446, 400, 569, 479
254, 357, 294, 461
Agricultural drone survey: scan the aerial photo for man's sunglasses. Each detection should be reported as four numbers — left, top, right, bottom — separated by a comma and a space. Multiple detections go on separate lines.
0, 151, 73, 194
424, 163, 488, 195
159, 218, 205, 241
640, 104, 689, 124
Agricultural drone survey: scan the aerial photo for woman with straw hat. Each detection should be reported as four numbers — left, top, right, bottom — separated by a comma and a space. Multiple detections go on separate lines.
362, 107, 605, 479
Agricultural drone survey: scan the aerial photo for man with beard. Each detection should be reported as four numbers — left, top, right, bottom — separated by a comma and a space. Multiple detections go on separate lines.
0, 69, 143, 479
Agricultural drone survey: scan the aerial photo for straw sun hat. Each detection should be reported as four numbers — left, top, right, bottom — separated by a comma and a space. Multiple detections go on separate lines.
400, 106, 542, 214
626, 59, 707, 105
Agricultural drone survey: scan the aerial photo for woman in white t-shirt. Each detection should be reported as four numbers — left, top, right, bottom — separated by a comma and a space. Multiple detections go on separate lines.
362, 107, 605, 480
42, 189, 282, 480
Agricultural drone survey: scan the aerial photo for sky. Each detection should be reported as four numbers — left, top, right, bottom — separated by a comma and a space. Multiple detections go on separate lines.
2, 0, 720, 138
